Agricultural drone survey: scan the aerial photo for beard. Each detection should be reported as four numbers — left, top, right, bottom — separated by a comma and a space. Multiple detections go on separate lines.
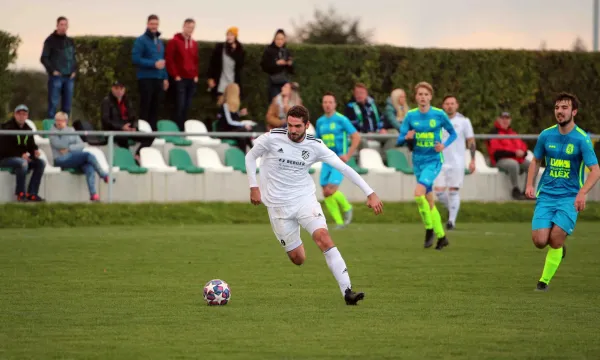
557, 114, 573, 127
288, 131, 305, 143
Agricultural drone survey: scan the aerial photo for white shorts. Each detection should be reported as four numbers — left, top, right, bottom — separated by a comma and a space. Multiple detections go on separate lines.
267, 198, 328, 252
434, 165, 465, 189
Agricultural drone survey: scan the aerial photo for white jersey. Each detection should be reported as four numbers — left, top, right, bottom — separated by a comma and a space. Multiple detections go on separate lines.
441, 113, 474, 168
245, 129, 374, 207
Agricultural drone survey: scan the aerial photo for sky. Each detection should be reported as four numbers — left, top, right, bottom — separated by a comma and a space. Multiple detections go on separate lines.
2, 0, 595, 70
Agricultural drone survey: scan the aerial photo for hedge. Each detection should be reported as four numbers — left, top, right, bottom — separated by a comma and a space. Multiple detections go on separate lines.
70, 37, 600, 134
1, 201, 599, 228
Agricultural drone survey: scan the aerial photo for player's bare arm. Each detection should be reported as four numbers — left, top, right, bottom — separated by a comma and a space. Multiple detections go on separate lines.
467, 137, 476, 173
525, 157, 541, 199
340, 132, 361, 163
575, 164, 600, 211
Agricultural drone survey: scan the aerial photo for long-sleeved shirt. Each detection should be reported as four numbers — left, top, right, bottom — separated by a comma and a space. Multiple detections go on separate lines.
49, 125, 85, 161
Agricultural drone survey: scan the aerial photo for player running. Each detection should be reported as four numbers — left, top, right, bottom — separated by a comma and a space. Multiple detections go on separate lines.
434, 95, 476, 230
244, 105, 383, 305
315, 92, 361, 229
525, 92, 599, 292
396, 82, 457, 250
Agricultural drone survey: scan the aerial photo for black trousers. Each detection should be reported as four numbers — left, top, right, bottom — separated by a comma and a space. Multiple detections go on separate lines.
138, 78, 164, 130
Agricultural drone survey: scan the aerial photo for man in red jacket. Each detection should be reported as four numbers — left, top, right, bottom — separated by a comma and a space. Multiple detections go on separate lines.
166, 18, 199, 130
487, 112, 530, 200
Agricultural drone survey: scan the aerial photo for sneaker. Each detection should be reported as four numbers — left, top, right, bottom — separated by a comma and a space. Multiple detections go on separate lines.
446, 221, 455, 231
16, 192, 28, 202
90, 194, 100, 201
344, 288, 365, 305
26, 194, 45, 202
512, 187, 526, 200
435, 236, 449, 250
535, 281, 549, 292
343, 208, 353, 226
424, 229, 435, 248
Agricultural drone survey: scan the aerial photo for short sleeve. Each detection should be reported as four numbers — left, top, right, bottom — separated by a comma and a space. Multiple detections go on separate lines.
581, 135, 599, 167
340, 115, 357, 135
532, 131, 547, 160
464, 118, 475, 138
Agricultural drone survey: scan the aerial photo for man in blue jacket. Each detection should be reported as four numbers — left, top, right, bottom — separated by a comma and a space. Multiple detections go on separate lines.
132, 14, 169, 130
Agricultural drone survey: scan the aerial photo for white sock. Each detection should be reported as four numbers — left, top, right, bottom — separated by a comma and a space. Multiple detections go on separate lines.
436, 191, 449, 208
323, 247, 351, 296
448, 190, 460, 225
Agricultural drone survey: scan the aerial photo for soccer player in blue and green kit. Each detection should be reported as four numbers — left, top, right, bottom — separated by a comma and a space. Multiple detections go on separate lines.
397, 82, 457, 249
525, 92, 600, 291
315, 92, 361, 228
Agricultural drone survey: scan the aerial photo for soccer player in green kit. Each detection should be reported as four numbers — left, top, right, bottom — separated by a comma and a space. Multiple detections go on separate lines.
396, 82, 457, 249
315, 92, 361, 228
525, 92, 600, 291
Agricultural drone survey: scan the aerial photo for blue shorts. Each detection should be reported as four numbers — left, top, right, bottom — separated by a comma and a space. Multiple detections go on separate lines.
320, 163, 344, 187
532, 197, 578, 235
414, 161, 442, 193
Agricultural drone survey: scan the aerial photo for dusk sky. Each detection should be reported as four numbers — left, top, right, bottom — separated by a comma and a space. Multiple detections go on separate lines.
2, 0, 594, 70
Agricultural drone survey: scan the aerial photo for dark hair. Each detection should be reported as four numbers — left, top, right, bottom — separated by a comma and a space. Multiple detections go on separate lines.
184, 18, 195, 24
323, 91, 337, 101
442, 94, 457, 103
554, 92, 579, 111
274, 29, 286, 37
57, 16, 67, 24
354, 83, 367, 90
147, 14, 159, 22
287, 105, 310, 124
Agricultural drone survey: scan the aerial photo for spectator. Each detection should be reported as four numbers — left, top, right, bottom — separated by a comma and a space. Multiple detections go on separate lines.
208, 27, 245, 102
487, 112, 529, 200
345, 83, 386, 135
265, 82, 302, 130
50, 112, 113, 202
260, 29, 294, 104
166, 18, 199, 131
0, 104, 46, 202
101, 81, 153, 163
132, 14, 169, 130
40, 16, 77, 119
216, 83, 253, 152
385, 88, 410, 130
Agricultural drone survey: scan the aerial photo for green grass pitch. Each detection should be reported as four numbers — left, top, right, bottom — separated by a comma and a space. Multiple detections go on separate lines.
1, 223, 600, 359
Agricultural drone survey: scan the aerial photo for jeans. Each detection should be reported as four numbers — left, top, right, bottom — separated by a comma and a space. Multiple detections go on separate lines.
54, 151, 107, 196
0, 156, 46, 195
174, 79, 197, 130
47, 75, 74, 118
138, 78, 164, 130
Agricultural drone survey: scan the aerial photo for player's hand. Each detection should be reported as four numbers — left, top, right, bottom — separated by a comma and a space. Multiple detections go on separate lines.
468, 160, 476, 174
575, 192, 586, 212
434, 142, 445, 152
366, 193, 383, 215
525, 185, 536, 199
339, 154, 350, 163
250, 187, 262, 205
405, 130, 415, 140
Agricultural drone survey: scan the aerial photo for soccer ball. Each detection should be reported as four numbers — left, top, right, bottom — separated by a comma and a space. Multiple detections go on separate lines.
203, 279, 231, 305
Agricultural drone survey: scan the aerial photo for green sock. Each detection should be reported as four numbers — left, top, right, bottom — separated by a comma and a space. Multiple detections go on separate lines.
540, 247, 563, 284
431, 206, 446, 239
415, 196, 433, 230
324, 196, 344, 225
331, 191, 352, 212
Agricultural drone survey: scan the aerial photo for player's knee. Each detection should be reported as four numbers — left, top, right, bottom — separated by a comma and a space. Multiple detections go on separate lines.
548, 231, 566, 249
289, 252, 305, 265
313, 228, 334, 251
531, 233, 548, 249
414, 184, 427, 197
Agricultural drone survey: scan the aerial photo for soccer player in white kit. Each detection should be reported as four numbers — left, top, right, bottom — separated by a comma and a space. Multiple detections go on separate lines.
434, 95, 476, 230
245, 105, 383, 305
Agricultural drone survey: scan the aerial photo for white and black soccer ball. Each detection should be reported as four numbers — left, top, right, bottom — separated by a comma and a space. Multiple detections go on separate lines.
203, 279, 231, 305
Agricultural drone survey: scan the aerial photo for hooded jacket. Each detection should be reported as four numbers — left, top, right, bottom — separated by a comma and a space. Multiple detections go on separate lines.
487, 120, 528, 166
0, 117, 38, 160
166, 33, 199, 79
40, 31, 77, 75
132, 29, 168, 80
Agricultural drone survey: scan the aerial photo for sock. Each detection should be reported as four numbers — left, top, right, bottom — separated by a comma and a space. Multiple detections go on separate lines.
324, 196, 344, 225
436, 191, 449, 208
448, 191, 460, 225
324, 247, 351, 296
540, 247, 563, 284
331, 191, 352, 212
415, 195, 433, 230
431, 206, 446, 239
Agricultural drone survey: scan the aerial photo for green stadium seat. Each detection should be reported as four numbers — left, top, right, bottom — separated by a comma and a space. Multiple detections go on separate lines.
42, 119, 54, 138
169, 148, 204, 174
225, 147, 255, 173
347, 156, 368, 174
221, 139, 238, 146
157, 120, 192, 146
386, 149, 414, 174
113, 147, 148, 174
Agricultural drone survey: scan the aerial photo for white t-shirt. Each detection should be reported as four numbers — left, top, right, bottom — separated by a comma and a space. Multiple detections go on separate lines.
246, 129, 374, 207
441, 113, 474, 168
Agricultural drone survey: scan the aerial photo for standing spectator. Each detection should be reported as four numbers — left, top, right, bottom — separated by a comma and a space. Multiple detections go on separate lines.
260, 29, 294, 104
40, 16, 77, 119
487, 112, 530, 200
132, 14, 169, 130
50, 112, 112, 202
208, 27, 245, 102
385, 88, 410, 130
0, 105, 46, 202
101, 81, 153, 163
216, 83, 253, 152
166, 18, 199, 130
265, 82, 302, 130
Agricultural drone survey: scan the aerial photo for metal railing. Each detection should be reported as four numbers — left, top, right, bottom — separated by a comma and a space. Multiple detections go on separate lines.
1, 129, 598, 203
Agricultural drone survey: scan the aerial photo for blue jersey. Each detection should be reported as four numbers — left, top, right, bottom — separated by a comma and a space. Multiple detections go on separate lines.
315, 112, 357, 156
533, 125, 598, 200
397, 107, 457, 164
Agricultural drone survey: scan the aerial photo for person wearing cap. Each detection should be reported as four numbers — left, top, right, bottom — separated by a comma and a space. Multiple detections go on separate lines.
166, 18, 199, 130
207, 26, 245, 101
101, 81, 153, 163
0, 105, 46, 202
265, 81, 302, 130
487, 111, 530, 200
